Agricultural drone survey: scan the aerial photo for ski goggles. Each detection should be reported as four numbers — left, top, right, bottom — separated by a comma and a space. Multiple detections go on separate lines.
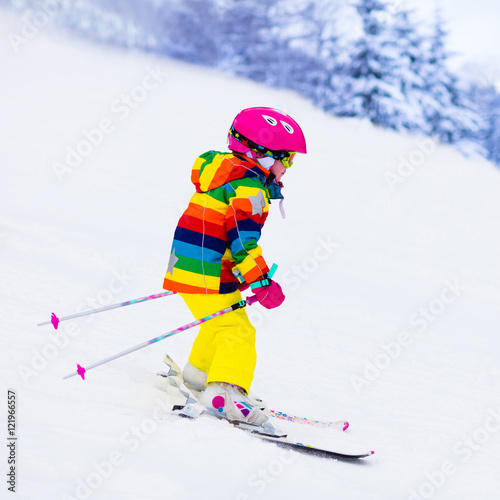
229, 126, 297, 168
276, 151, 296, 169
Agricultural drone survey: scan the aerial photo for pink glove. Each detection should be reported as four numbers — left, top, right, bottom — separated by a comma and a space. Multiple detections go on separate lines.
252, 280, 285, 309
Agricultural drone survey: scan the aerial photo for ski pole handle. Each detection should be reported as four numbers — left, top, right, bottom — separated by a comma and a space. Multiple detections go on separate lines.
246, 295, 259, 306
245, 263, 278, 306
268, 263, 278, 279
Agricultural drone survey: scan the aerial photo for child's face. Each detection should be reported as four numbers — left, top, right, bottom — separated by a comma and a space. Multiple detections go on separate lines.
270, 160, 287, 182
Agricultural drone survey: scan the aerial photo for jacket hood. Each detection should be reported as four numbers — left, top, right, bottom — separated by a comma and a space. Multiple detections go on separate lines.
191, 151, 269, 193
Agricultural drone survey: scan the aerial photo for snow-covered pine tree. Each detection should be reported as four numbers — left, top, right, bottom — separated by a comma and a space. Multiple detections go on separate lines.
304, 0, 344, 112
467, 82, 500, 165
217, 0, 282, 84
389, 5, 428, 132
332, 0, 417, 130
267, 0, 329, 96
420, 10, 484, 151
487, 91, 500, 165
486, 89, 500, 165
158, 0, 221, 66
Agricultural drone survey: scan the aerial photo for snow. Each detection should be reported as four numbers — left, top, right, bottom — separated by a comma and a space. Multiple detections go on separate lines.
1, 10, 500, 500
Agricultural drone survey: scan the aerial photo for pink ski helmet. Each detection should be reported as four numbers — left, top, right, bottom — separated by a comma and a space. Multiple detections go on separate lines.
228, 107, 307, 167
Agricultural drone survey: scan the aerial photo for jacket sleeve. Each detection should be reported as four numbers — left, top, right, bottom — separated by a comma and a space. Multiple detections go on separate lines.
225, 183, 270, 284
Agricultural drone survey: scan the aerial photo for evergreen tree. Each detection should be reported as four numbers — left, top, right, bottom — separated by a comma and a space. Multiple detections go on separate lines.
487, 92, 500, 165
269, 0, 330, 95
487, 90, 500, 165
467, 82, 500, 165
159, 0, 221, 66
217, 0, 282, 85
421, 10, 484, 149
306, 0, 344, 112
332, 0, 414, 130
389, 6, 428, 132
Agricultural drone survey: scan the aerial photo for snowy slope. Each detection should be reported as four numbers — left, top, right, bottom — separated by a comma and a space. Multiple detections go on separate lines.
1, 10, 500, 500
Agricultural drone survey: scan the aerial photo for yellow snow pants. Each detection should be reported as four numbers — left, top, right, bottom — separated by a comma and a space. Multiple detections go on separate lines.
179, 290, 257, 393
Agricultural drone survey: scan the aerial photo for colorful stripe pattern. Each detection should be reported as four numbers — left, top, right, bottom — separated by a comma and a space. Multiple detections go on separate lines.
164, 151, 278, 294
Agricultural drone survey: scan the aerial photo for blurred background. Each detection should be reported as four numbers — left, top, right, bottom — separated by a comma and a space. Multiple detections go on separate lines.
2, 4, 500, 499
3, 0, 500, 166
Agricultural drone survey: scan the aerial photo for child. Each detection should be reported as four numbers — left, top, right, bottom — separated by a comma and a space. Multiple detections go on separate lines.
163, 107, 307, 425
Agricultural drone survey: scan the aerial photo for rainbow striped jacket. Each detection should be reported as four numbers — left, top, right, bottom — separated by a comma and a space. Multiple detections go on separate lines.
163, 151, 282, 294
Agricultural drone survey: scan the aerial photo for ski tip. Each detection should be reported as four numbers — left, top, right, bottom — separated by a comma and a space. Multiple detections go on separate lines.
76, 364, 86, 380
343, 421, 349, 431
51, 312, 60, 330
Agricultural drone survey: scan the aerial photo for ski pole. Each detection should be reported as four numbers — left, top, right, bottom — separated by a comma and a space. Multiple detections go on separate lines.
38, 291, 176, 330
63, 294, 259, 381
63, 264, 278, 381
